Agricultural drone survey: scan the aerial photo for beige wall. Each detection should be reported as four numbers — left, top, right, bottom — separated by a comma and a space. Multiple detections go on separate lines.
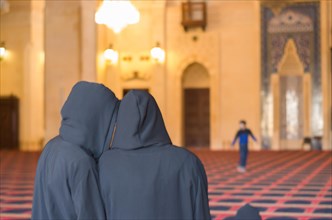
97, 1, 261, 150
321, 0, 332, 149
43, 0, 98, 143
0, 0, 30, 98
214, 1, 261, 150
1, 0, 330, 150
97, 0, 330, 150
44, 0, 88, 143
330, 0, 332, 148
0, 0, 44, 150
97, 1, 167, 112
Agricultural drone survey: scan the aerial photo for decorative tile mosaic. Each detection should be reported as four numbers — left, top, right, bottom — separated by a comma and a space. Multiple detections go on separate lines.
261, 3, 322, 148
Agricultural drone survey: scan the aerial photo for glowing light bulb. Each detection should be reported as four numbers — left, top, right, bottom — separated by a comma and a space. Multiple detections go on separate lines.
95, 0, 140, 33
0, 42, 6, 61
103, 48, 118, 64
150, 43, 165, 63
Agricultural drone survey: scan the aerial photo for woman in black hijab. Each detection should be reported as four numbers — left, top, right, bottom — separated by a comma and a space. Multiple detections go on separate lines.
32, 81, 119, 219
99, 90, 211, 220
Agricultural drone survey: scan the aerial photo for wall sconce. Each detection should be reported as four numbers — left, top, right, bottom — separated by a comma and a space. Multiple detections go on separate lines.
140, 55, 150, 61
0, 42, 6, 61
122, 55, 132, 62
150, 42, 165, 63
103, 44, 118, 64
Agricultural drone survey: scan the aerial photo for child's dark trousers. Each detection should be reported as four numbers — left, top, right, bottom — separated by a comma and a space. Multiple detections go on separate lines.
239, 144, 248, 168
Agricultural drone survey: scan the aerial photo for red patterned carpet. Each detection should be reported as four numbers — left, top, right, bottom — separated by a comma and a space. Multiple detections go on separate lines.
0, 150, 331, 220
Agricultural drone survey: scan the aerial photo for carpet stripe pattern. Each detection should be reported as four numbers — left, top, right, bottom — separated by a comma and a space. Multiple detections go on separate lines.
0, 150, 331, 220
194, 150, 332, 220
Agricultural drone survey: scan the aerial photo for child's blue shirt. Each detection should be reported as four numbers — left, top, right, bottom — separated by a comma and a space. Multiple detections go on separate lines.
232, 129, 257, 145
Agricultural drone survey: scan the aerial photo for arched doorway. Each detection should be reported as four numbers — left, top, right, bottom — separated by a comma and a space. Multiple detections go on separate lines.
182, 62, 210, 147
271, 39, 311, 150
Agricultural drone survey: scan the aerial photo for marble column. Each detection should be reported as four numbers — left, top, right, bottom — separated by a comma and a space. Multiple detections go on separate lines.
81, 0, 97, 82
44, 1, 82, 143
20, 0, 45, 151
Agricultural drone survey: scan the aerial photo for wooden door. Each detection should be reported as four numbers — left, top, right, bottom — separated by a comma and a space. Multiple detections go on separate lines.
0, 96, 19, 149
184, 88, 210, 147
123, 89, 149, 97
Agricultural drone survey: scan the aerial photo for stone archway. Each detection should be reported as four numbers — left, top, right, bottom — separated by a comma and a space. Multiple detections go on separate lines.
182, 62, 210, 147
271, 39, 311, 150
166, 54, 221, 150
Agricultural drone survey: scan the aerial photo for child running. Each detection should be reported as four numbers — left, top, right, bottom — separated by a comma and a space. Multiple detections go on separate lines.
231, 120, 257, 173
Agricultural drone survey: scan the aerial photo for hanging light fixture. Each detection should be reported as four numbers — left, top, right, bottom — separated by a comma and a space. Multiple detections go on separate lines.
103, 44, 119, 64
0, 42, 6, 61
95, 0, 140, 33
150, 42, 165, 63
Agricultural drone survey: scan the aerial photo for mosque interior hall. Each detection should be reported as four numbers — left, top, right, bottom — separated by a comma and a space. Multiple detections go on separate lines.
0, 0, 331, 219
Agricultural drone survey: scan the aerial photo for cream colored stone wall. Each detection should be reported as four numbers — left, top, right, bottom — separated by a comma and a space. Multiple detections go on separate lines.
97, 1, 261, 150
0, 0, 45, 150
44, 0, 99, 144
97, 1, 167, 113
0, 0, 30, 98
64, 0, 332, 150
329, 0, 332, 148
1, 0, 330, 150
44, 1, 84, 143
165, 1, 261, 150
321, 0, 332, 149
214, 1, 261, 150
